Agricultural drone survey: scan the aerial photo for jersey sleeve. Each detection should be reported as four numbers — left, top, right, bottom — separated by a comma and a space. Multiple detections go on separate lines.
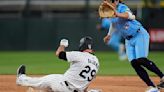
101, 18, 111, 30
66, 51, 83, 62
107, 22, 115, 36
119, 4, 131, 13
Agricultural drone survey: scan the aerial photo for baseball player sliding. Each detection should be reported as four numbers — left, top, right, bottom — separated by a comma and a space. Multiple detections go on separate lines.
16, 36, 100, 92
101, 0, 164, 92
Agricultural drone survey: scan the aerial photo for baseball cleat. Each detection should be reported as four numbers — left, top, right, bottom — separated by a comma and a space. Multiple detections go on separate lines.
119, 54, 127, 61
157, 80, 164, 89
145, 86, 160, 92
88, 89, 102, 92
17, 64, 26, 77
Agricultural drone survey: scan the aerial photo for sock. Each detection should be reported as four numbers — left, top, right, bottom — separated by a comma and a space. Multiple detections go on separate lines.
138, 58, 164, 78
131, 59, 155, 87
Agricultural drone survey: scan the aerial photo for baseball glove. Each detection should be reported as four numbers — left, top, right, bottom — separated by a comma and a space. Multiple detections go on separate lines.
98, 1, 115, 18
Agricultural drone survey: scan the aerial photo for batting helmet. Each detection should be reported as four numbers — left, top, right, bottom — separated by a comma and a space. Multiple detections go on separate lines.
79, 36, 93, 51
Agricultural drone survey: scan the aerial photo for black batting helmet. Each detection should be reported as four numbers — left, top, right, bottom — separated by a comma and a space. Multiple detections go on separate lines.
79, 36, 93, 51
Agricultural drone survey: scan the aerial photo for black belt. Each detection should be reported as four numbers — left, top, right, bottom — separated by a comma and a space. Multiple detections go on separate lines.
64, 81, 78, 92
126, 35, 133, 40
126, 29, 140, 40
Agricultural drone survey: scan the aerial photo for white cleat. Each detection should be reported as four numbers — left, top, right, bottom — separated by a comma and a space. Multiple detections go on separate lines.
119, 54, 127, 61
145, 86, 160, 92
88, 89, 102, 92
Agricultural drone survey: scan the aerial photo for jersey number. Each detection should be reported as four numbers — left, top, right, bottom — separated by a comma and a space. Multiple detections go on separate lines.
79, 66, 96, 81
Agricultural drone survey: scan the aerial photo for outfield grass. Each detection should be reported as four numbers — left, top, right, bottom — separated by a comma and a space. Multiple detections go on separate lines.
0, 51, 163, 76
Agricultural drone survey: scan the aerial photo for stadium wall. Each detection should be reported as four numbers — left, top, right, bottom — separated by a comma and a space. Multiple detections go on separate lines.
0, 8, 164, 51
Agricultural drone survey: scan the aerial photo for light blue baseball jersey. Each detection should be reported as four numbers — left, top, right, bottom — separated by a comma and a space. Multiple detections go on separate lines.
109, 3, 142, 39
108, 3, 150, 61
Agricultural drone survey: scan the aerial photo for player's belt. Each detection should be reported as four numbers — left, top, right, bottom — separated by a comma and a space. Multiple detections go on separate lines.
64, 81, 78, 92
126, 29, 140, 40
126, 35, 133, 40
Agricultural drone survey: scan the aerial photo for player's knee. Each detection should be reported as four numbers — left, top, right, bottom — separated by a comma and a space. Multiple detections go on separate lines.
137, 57, 155, 66
137, 57, 147, 62
130, 59, 141, 68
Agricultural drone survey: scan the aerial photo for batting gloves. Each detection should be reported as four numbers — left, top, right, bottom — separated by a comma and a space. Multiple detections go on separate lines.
60, 39, 69, 47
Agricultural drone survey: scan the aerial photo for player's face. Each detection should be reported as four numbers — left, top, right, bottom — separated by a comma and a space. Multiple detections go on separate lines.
114, 0, 119, 5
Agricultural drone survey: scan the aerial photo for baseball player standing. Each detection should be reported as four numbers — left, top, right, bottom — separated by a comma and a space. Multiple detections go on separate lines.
16, 36, 100, 92
102, 0, 164, 92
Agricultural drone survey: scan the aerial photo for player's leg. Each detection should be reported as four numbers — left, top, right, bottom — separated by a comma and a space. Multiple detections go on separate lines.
135, 28, 150, 60
17, 74, 52, 89
135, 28, 164, 88
138, 58, 164, 89
119, 37, 127, 60
16, 65, 50, 89
133, 30, 156, 87
130, 59, 155, 87
107, 32, 120, 51
108, 32, 126, 60
126, 35, 156, 87
16, 65, 70, 92
138, 58, 164, 78
125, 40, 136, 62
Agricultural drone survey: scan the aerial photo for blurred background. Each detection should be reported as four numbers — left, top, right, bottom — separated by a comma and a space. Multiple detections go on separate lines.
0, 0, 164, 51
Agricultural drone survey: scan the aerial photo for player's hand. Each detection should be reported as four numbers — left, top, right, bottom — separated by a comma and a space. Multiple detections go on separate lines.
103, 35, 110, 44
114, 11, 119, 17
60, 39, 69, 47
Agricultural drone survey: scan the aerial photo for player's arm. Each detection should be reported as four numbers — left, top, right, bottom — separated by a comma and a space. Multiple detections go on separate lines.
113, 4, 135, 20
97, 19, 108, 32
103, 22, 114, 44
56, 39, 82, 62
56, 39, 68, 61
115, 11, 135, 20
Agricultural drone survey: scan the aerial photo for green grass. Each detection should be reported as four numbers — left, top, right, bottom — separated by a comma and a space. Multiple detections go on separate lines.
0, 51, 163, 76
96, 51, 164, 76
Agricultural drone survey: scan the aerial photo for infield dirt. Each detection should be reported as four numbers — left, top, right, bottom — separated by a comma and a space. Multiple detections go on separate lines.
0, 75, 163, 92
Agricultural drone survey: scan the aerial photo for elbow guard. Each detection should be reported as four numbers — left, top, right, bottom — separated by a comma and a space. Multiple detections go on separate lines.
58, 51, 67, 61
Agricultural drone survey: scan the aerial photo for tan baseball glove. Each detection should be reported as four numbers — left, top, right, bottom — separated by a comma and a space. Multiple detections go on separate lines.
98, 1, 115, 18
